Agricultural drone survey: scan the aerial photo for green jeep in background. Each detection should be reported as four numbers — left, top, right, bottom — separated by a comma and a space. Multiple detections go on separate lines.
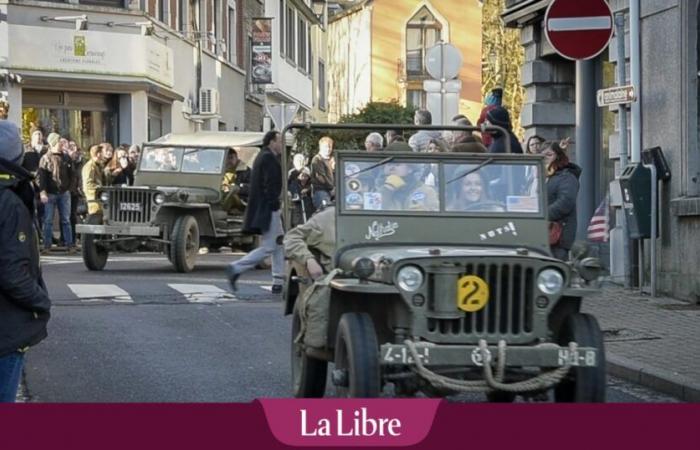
285, 124, 606, 402
76, 132, 261, 273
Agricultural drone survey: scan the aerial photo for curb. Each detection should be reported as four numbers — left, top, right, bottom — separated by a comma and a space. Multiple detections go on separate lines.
607, 352, 700, 402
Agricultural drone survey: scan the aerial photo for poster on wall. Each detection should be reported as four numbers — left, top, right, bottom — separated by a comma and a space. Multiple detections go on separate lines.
251, 18, 273, 84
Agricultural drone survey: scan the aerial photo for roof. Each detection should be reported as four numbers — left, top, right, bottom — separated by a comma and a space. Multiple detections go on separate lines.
148, 131, 265, 148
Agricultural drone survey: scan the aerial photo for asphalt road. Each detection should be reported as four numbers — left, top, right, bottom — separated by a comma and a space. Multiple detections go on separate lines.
23, 252, 679, 403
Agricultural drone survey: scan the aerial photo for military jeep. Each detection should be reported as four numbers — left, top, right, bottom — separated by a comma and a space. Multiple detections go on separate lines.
76, 131, 261, 272
284, 124, 606, 402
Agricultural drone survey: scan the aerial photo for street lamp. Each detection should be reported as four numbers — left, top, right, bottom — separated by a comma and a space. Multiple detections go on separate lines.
40, 15, 88, 31
311, 0, 325, 21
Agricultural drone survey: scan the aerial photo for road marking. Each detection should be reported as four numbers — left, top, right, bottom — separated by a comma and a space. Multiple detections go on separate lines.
67, 284, 134, 303
260, 285, 272, 292
168, 284, 238, 303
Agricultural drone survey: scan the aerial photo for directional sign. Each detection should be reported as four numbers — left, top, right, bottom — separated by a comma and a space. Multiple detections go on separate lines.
544, 0, 614, 61
597, 85, 636, 107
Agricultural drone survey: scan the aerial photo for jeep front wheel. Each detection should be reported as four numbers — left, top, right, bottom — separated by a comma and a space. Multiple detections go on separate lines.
171, 215, 200, 273
82, 215, 108, 271
333, 312, 381, 398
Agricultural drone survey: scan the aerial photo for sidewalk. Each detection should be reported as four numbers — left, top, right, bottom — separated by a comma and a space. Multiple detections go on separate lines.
583, 283, 700, 402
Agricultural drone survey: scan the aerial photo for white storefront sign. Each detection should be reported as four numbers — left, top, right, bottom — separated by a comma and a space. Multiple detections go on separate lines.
8, 25, 174, 88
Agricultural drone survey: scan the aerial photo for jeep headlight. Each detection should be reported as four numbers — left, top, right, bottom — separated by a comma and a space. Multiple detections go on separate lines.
154, 193, 165, 205
397, 265, 424, 292
99, 192, 110, 203
537, 268, 564, 295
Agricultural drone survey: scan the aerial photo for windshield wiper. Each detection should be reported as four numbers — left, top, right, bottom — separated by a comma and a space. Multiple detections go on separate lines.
447, 158, 495, 184
346, 156, 395, 178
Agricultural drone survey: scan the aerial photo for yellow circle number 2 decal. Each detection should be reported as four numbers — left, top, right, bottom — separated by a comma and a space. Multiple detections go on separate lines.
457, 275, 490, 312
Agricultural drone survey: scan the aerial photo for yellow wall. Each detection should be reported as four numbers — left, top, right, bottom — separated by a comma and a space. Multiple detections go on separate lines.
370, 0, 482, 122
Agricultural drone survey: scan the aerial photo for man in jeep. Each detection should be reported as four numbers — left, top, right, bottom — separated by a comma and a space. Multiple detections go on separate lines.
221, 148, 251, 213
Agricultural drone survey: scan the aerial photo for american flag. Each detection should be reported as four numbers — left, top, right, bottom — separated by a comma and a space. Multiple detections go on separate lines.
587, 197, 609, 242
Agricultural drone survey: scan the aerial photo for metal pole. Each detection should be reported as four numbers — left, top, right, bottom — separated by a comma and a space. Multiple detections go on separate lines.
630, 0, 642, 163
643, 163, 658, 297
575, 59, 596, 240
615, 13, 632, 288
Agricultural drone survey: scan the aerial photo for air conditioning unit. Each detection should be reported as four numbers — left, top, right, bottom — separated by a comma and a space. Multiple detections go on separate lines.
199, 88, 220, 115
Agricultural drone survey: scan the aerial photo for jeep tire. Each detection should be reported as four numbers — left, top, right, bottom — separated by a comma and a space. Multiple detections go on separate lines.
171, 215, 200, 273
82, 215, 108, 271
333, 312, 381, 398
555, 313, 606, 403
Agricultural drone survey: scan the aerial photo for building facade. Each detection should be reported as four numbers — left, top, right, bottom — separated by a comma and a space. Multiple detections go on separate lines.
0, 0, 264, 149
503, 0, 700, 301
326, 0, 482, 123
261, 0, 327, 127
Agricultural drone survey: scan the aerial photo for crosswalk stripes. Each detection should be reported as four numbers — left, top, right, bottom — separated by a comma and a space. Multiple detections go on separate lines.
67, 284, 134, 303
167, 284, 238, 303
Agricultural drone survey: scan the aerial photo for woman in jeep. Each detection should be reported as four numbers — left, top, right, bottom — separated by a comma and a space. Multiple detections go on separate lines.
447, 171, 505, 212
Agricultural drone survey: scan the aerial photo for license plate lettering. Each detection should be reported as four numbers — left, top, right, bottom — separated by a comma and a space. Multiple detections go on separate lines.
558, 349, 596, 366
120, 202, 142, 212
383, 346, 429, 364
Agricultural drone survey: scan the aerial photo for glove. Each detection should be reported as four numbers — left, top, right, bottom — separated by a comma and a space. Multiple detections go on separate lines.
384, 175, 406, 191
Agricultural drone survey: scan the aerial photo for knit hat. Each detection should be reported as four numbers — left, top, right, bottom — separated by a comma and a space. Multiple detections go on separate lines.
0, 120, 23, 165
486, 106, 512, 130
485, 88, 503, 106
47, 132, 61, 148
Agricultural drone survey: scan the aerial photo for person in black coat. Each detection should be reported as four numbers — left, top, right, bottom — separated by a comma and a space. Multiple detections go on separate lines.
541, 141, 581, 260
227, 130, 285, 294
0, 121, 51, 403
484, 106, 524, 154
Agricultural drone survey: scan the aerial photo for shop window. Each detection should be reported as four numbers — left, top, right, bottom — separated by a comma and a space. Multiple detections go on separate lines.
405, 6, 442, 77
148, 101, 164, 141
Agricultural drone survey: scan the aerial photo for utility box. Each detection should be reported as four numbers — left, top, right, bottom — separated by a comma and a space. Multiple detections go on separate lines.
619, 163, 653, 239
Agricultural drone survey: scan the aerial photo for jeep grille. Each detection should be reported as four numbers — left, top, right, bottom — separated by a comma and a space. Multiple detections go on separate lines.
107, 189, 156, 225
423, 262, 537, 344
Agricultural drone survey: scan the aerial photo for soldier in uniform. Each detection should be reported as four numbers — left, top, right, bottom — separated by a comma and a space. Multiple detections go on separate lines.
380, 160, 439, 211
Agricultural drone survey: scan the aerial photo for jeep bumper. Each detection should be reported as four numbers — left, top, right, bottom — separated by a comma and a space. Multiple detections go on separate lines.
76, 224, 161, 237
380, 342, 599, 368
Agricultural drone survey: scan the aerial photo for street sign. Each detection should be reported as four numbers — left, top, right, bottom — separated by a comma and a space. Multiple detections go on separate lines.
425, 43, 462, 80
266, 103, 299, 131
597, 85, 636, 107
544, 0, 614, 61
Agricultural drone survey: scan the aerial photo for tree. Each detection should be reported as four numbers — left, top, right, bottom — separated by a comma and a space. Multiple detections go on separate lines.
294, 101, 415, 157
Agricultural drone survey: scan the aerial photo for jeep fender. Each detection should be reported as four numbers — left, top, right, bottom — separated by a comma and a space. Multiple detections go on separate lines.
157, 204, 216, 237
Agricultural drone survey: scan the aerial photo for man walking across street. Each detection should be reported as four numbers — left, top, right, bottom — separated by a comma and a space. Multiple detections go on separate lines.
0, 121, 51, 402
227, 130, 285, 294
38, 132, 75, 252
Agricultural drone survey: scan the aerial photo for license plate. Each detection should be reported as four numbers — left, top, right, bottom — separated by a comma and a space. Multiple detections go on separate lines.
558, 349, 597, 367
119, 202, 142, 212
457, 275, 490, 312
382, 345, 429, 365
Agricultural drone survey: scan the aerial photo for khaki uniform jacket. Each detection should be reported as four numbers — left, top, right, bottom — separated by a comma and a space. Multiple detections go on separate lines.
82, 159, 105, 215
381, 183, 439, 211
284, 206, 336, 273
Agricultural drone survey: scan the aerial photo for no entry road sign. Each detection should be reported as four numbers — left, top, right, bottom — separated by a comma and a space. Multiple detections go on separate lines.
544, 0, 614, 61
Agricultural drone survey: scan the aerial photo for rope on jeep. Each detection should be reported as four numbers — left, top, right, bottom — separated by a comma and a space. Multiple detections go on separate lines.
403, 339, 575, 394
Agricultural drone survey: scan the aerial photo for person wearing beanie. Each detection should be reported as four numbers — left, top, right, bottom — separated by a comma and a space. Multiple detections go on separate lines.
476, 87, 503, 147
484, 106, 523, 154
0, 121, 51, 403
38, 132, 76, 252
0, 100, 9, 120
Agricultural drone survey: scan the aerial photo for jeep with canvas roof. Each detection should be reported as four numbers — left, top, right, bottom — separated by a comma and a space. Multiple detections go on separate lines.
76, 131, 262, 272
284, 123, 606, 402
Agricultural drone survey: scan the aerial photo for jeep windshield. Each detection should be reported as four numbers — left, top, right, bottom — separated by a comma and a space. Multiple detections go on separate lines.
139, 147, 226, 174
341, 157, 542, 215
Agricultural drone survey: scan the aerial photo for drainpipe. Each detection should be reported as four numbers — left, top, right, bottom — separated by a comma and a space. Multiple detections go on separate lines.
630, 0, 641, 162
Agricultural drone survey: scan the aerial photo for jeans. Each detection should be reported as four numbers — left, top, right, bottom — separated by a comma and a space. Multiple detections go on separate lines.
229, 210, 284, 285
43, 191, 73, 249
312, 189, 332, 210
0, 352, 24, 403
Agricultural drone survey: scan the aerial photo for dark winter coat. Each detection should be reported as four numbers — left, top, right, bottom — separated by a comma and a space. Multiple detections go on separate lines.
38, 151, 73, 194
0, 158, 51, 357
547, 163, 582, 250
242, 147, 282, 235
310, 154, 334, 193
488, 132, 524, 154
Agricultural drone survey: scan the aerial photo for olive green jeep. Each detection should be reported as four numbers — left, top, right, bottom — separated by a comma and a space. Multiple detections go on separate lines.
76, 131, 261, 272
284, 124, 606, 402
